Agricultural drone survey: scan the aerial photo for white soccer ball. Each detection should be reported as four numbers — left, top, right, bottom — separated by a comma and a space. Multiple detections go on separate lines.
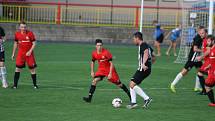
112, 98, 122, 108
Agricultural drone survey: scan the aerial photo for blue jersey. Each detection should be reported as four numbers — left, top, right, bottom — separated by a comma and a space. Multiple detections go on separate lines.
153, 24, 163, 39
170, 28, 181, 41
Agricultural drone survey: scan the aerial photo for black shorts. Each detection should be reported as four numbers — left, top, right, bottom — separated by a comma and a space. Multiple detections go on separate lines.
184, 61, 202, 71
156, 34, 164, 43
131, 69, 151, 85
0, 51, 5, 62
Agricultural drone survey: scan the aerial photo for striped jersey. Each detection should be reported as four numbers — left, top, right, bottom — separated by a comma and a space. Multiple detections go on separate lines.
188, 34, 203, 62
0, 27, 5, 52
138, 42, 153, 71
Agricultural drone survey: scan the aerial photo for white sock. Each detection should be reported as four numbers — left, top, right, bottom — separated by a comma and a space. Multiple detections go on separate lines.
0, 67, 7, 85
134, 85, 149, 100
195, 75, 201, 89
130, 87, 136, 103
171, 72, 183, 86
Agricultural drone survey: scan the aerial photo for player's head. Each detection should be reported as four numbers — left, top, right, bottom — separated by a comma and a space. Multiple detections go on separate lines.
19, 21, 27, 32
95, 39, 103, 51
198, 26, 206, 39
133, 32, 143, 46
207, 35, 215, 47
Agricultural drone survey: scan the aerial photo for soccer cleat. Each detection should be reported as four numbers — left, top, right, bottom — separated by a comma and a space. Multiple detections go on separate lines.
143, 98, 152, 108
170, 84, 176, 93
34, 85, 39, 89
2, 83, 8, 88
174, 53, 177, 57
11, 85, 17, 89
194, 88, 202, 92
197, 91, 207, 95
126, 103, 138, 109
208, 103, 215, 107
166, 52, 169, 56
83, 97, 91, 103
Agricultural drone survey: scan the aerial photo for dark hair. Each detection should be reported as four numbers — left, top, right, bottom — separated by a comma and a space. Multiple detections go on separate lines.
95, 39, 103, 44
198, 25, 205, 30
19, 20, 26, 25
204, 29, 208, 33
133, 32, 143, 41
207, 35, 215, 40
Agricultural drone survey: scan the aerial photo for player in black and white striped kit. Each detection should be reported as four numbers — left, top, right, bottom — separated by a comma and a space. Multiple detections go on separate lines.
170, 26, 206, 93
127, 32, 155, 109
0, 26, 8, 88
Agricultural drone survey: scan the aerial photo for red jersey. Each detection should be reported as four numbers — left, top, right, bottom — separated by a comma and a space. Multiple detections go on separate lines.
202, 38, 210, 61
209, 45, 215, 70
92, 48, 112, 70
15, 30, 35, 52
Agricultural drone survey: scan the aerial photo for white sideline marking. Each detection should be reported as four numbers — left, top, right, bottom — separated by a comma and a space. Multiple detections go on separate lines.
18, 82, 192, 91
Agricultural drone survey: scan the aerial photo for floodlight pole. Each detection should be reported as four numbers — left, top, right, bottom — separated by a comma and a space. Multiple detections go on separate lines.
140, 0, 144, 32
208, 0, 214, 34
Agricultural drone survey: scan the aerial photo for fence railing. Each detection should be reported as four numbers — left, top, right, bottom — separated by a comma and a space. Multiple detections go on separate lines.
0, 1, 182, 28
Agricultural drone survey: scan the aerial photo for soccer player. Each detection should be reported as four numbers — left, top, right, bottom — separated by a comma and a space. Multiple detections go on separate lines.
153, 20, 164, 56
126, 32, 155, 109
11, 21, 38, 89
83, 39, 131, 103
205, 37, 215, 107
170, 26, 206, 93
165, 25, 181, 56
0, 26, 8, 88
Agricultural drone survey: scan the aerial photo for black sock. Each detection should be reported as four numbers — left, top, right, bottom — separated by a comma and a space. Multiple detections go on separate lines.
31, 74, 37, 86
88, 85, 96, 99
13, 72, 20, 87
120, 84, 131, 100
207, 90, 215, 103
198, 75, 206, 93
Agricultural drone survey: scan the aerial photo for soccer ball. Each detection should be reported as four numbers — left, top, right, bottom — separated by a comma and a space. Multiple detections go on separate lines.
112, 98, 122, 108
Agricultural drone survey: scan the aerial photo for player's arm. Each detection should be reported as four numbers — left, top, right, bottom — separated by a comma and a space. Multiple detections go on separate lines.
164, 31, 171, 40
142, 48, 149, 71
193, 45, 202, 53
26, 41, 36, 56
11, 41, 18, 60
108, 60, 113, 79
90, 60, 95, 78
196, 47, 211, 61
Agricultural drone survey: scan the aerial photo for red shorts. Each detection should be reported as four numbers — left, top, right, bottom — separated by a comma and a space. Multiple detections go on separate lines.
199, 60, 210, 74
16, 51, 37, 69
95, 67, 120, 84
205, 69, 215, 87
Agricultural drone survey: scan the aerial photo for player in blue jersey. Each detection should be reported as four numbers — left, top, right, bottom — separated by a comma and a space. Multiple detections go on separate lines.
165, 25, 181, 56
153, 20, 164, 56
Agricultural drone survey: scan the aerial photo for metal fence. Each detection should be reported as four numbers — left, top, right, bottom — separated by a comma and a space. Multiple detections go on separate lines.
0, 1, 182, 28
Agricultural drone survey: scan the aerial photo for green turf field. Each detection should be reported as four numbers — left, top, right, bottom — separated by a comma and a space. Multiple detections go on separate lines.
0, 42, 213, 121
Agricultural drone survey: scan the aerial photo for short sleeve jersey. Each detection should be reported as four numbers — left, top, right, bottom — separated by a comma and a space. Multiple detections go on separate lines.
170, 28, 181, 40
15, 30, 36, 52
138, 42, 153, 71
188, 34, 203, 62
92, 48, 112, 70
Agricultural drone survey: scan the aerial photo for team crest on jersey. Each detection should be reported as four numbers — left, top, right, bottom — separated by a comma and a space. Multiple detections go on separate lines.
26, 36, 29, 40
102, 56, 105, 59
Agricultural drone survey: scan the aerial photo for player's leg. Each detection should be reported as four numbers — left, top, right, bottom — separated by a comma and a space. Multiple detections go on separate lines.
83, 77, 102, 103
166, 40, 172, 56
0, 51, 8, 88
109, 71, 131, 100
12, 67, 22, 89
172, 41, 177, 56
205, 74, 215, 106
197, 71, 206, 95
170, 68, 188, 93
27, 53, 38, 88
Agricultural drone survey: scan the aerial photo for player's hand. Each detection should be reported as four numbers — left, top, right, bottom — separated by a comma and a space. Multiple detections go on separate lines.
142, 65, 148, 71
196, 56, 202, 61
11, 54, 15, 60
26, 51, 32, 56
91, 72, 95, 78
107, 73, 112, 79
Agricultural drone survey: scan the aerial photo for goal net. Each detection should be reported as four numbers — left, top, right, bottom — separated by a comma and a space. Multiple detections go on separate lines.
175, 0, 210, 63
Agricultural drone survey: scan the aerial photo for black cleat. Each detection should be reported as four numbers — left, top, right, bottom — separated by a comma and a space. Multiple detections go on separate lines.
83, 97, 91, 103
143, 98, 152, 108
197, 91, 207, 95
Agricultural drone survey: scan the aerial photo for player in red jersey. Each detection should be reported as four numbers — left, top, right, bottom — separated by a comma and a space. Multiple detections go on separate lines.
205, 37, 215, 107
11, 21, 38, 89
83, 39, 131, 103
